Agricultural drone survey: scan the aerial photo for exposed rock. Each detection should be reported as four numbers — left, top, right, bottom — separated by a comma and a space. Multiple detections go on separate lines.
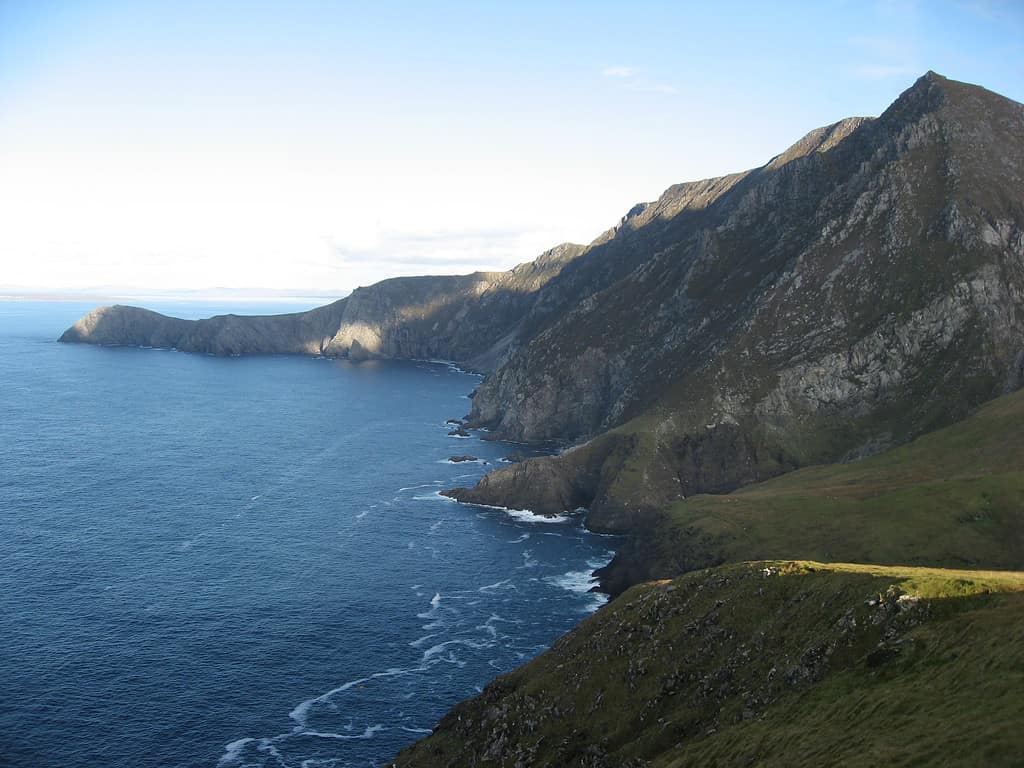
452, 71, 1024, 533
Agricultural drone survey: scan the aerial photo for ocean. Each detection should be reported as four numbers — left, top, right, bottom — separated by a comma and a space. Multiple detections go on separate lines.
0, 300, 614, 768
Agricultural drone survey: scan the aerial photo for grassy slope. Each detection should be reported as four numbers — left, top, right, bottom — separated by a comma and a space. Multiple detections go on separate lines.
395, 561, 1024, 767
606, 388, 1024, 588
395, 391, 1024, 766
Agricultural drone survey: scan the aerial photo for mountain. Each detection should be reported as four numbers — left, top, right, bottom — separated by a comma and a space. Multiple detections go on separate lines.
397, 385, 1024, 763
445, 71, 1024, 538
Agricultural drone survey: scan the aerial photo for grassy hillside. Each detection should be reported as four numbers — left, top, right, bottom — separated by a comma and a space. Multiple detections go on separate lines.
395, 561, 1024, 767
599, 388, 1024, 592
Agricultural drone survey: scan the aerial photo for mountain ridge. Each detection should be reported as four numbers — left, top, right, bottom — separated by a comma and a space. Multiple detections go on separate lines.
444, 70, 1024, 542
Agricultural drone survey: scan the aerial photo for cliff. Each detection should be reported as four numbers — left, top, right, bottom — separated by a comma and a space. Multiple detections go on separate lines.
450, 71, 1024, 533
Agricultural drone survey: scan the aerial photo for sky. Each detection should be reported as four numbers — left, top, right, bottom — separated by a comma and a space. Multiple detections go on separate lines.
1, 0, 1022, 298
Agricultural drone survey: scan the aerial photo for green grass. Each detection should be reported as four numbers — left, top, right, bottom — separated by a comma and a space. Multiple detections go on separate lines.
623, 389, 1024, 583
394, 560, 1024, 767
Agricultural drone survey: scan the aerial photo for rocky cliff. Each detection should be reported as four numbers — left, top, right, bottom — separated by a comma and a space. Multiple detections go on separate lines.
449, 71, 1024, 532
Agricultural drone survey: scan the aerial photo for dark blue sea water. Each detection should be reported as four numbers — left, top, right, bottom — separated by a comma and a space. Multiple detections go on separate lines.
0, 300, 613, 768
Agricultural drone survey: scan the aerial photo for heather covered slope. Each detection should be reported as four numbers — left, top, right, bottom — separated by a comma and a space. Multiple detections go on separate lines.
395, 561, 1024, 768
453, 72, 1024, 525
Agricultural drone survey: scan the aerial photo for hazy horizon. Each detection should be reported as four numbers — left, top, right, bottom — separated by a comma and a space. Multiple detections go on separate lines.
2, 0, 1022, 296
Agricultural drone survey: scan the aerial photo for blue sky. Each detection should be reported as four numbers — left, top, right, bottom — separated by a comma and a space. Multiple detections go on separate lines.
1, 0, 1022, 296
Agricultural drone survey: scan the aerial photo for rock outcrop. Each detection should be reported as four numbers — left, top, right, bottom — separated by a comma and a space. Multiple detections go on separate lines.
452, 72, 1024, 527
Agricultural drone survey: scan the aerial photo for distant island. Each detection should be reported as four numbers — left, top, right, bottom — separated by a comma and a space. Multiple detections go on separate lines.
62, 72, 1024, 766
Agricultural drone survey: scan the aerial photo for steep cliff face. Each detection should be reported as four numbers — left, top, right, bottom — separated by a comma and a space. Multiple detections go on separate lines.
321, 242, 586, 366
454, 72, 1024, 524
470, 73, 1024, 444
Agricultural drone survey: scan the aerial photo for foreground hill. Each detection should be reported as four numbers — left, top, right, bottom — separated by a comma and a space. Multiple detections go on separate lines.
394, 560, 1024, 767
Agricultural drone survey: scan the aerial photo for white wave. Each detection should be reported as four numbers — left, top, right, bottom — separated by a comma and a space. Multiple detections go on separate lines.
410, 633, 440, 648
355, 509, 370, 520
430, 592, 442, 608
475, 612, 520, 638
461, 499, 574, 523
421, 638, 493, 661
477, 579, 516, 593
398, 482, 437, 492
544, 569, 610, 613
250, 494, 261, 501
544, 569, 600, 594
401, 726, 434, 735
429, 519, 444, 531
413, 491, 458, 503
588, 552, 617, 569
517, 549, 538, 569
504, 508, 572, 524
300, 724, 384, 740
447, 433, 473, 439
288, 668, 411, 728
217, 737, 254, 767
509, 533, 531, 543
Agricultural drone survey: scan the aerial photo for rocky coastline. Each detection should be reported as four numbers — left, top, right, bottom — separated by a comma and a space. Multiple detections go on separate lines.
56, 71, 1024, 765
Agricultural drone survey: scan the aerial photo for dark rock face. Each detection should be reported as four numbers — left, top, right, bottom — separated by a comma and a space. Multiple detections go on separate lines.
452, 72, 1024, 525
